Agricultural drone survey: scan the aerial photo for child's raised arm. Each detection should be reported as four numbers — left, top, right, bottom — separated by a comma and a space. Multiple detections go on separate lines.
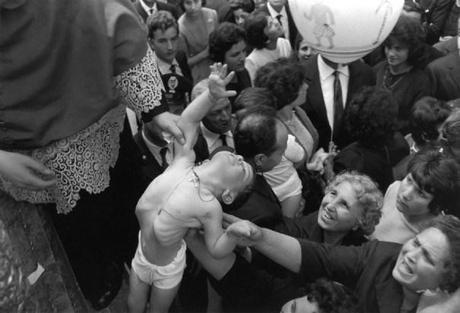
175, 64, 236, 154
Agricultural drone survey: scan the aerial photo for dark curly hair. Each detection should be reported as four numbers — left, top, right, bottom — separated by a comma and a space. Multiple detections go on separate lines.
234, 107, 280, 159
428, 215, 460, 293
233, 87, 277, 119
209, 22, 246, 63
345, 86, 398, 148
147, 10, 178, 39
410, 97, 451, 147
408, 148, 460, 215
244, 11, 269, 49
253, 58, 306, 109
383, 15, 426, 67
302, 279, 360, 313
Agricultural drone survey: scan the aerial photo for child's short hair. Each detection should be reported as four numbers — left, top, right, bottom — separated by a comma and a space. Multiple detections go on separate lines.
147, 10, 178, 39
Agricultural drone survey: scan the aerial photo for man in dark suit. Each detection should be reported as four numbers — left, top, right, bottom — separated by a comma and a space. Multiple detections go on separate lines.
301, 54, 375, 151
255, 0, 298, 47
133, 122, 171, 184
133, 0, 180, 22
427, 50, 460, 101
148, 11, 193, 114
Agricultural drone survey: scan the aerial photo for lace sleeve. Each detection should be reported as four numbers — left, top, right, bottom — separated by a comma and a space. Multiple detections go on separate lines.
114, 46, 165, 115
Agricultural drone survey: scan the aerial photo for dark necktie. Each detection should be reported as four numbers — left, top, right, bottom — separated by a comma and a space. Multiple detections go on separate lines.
276, 14, 283, 26
160, 147, 168, 168
219, 134, 228, 147
332, 70, 344, 140
170, 64, 176, 74
149, 8, 155, 15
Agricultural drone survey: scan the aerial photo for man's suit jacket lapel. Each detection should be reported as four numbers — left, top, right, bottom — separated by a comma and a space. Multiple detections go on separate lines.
133, 132, 165, 181
285, 2, 298, 46
133, 0, 148, 22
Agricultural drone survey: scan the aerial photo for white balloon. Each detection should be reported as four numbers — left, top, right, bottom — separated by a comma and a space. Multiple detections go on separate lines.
288, 0, 404, 63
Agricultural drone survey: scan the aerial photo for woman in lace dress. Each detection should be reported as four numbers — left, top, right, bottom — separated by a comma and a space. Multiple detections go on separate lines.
0, 0, 182, 309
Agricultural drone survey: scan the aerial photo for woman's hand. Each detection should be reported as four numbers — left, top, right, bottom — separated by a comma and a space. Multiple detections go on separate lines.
0, 150, 56, 190
225, 220, 263, 246
208, 63, 237, 102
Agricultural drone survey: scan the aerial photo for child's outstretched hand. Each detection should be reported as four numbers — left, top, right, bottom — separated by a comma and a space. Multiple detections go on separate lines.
208, 63, 237, 102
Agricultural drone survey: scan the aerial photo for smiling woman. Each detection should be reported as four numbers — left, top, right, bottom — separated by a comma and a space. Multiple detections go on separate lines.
228, 214, 460, 313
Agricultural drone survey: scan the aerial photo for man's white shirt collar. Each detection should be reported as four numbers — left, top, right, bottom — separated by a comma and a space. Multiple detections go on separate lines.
140, 0, 158, 15
317, 54, 349, 81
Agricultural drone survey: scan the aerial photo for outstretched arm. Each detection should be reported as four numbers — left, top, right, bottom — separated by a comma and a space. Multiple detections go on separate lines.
223, 214, 302, 273
175, 63, 236, 154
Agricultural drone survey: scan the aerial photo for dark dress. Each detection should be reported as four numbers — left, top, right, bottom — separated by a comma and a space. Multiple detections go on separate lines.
333, 142, 394, 192
298, 239, 410, 313
210, 211, 368, 313
374, 61, 432, 134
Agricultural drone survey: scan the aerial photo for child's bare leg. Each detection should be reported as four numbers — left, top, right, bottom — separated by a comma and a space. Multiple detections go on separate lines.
280, 194, 303, 218
149, 284, 180, 313
128, 270, 150, 313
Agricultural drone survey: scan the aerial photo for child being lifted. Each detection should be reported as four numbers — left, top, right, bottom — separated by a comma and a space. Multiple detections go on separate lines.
128, 63, 255, 313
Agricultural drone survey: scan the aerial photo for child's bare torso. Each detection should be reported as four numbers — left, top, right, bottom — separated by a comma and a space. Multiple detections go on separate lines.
136, 160, 215, 265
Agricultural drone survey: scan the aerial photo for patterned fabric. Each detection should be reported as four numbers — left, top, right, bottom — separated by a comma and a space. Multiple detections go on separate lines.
116, 47, 165, 116
0, 48, 164, 214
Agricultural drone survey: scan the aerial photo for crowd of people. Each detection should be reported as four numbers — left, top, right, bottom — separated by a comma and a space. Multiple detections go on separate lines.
1, 0, 460, 312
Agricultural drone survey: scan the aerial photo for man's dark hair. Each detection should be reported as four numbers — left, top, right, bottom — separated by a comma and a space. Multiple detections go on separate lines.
147, 10, 178, 39
234, 107, 279, 159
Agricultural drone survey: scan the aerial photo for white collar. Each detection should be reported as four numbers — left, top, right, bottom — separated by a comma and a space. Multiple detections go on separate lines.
318, 54, 349, 81
156, 54, 179, 73
267, 2, 286, 18
140, 0, 157, 15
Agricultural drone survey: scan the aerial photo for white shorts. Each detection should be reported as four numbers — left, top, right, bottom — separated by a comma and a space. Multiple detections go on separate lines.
131, 233, 186, 289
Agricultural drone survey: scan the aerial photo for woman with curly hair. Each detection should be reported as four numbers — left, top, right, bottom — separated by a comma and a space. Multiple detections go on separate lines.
185, 171, 383, 313
333, 86, 399, 192
374, 15, 432, 134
